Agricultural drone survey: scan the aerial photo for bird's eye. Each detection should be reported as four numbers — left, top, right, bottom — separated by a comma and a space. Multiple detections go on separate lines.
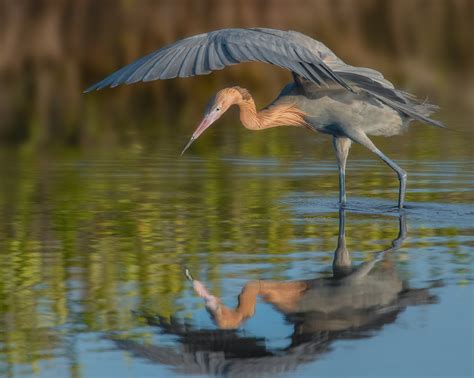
216, 107, 221, 112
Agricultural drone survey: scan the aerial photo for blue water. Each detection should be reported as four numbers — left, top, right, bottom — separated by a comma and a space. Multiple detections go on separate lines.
0, 152, 472, 377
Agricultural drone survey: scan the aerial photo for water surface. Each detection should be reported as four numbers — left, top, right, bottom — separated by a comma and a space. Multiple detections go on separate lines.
0, 138, 473, 377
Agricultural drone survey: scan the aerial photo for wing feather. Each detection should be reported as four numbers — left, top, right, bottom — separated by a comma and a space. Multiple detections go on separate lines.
149, 48, 184, 81
125, 50, 171, 84
84, 28, 354, 93
207, 43, 226, 70
192, 45, 210, 75
215, 43, 240, 66
178, 46, 199, 77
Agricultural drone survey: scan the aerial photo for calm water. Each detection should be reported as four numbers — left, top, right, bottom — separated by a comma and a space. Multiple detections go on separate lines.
0, 125, 473, 377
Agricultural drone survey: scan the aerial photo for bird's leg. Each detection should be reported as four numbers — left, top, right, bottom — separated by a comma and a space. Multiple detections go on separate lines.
333, 137, 352, 207
348, 131, 407, 209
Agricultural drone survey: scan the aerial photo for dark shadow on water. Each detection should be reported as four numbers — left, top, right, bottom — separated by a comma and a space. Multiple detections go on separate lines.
108, 209, 439, 377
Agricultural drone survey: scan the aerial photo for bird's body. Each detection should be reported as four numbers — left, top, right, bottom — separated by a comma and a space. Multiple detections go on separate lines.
258, 81, 407, 137
86, 28, 445, 208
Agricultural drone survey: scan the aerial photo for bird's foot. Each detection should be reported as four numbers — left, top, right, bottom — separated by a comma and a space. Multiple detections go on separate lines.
391, 205, 407, 214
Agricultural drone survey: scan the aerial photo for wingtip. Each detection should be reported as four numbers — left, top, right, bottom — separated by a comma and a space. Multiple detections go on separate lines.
83, 85, 98, 94
83, 80, 110, 93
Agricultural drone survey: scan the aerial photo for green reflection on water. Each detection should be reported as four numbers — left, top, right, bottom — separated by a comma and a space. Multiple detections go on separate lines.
0, 125, 473, 376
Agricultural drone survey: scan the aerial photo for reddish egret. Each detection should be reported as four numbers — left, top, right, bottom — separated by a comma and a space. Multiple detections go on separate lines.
85, 28, 445, 208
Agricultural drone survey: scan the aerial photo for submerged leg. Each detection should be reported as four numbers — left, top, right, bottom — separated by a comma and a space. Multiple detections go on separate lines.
348, 131, 407, 208
333, 137, 352, 206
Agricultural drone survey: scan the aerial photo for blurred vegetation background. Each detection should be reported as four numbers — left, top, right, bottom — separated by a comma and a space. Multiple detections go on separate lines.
0, 0, 473, 147
0, 2, 473, 376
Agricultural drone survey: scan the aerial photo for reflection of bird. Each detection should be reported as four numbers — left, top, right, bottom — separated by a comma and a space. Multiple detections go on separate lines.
190, 209, 417, 330
85, 28, 445, 208
110, 210, 438, 376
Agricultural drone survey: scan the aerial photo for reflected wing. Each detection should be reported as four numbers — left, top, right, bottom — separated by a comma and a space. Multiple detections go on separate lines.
84, 28, 354, 93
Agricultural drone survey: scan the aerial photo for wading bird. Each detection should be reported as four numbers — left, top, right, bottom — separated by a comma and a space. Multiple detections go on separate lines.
85, 28, 445, 208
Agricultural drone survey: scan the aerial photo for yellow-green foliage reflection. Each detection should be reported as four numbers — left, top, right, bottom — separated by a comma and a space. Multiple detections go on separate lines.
0, 146, 472, 375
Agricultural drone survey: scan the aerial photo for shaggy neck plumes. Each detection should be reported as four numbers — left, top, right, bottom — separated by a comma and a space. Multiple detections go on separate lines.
229, 87, 309, 130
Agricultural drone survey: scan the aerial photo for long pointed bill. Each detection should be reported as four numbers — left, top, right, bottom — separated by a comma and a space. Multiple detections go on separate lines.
180, 112, 219, 156
181, 136, 196, 156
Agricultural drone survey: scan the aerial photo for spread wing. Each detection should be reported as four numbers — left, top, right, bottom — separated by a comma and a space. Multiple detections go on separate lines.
84, 28, 354, 93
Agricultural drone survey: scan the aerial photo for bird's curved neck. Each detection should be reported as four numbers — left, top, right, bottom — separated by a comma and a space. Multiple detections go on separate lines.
236, 93, 308, 131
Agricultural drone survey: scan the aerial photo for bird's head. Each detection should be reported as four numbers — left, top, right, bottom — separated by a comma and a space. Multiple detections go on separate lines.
181, 87, 250, 155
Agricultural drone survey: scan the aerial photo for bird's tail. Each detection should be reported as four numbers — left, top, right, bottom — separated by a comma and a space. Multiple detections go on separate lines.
338, 72, 447, 129
413, 98, 440, 117
409, 96, 446, 129
371, 90, 446, 129
399, 90, 440, 117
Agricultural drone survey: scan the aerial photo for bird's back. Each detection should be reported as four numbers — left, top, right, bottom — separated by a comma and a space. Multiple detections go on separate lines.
274, 81, 408, 137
